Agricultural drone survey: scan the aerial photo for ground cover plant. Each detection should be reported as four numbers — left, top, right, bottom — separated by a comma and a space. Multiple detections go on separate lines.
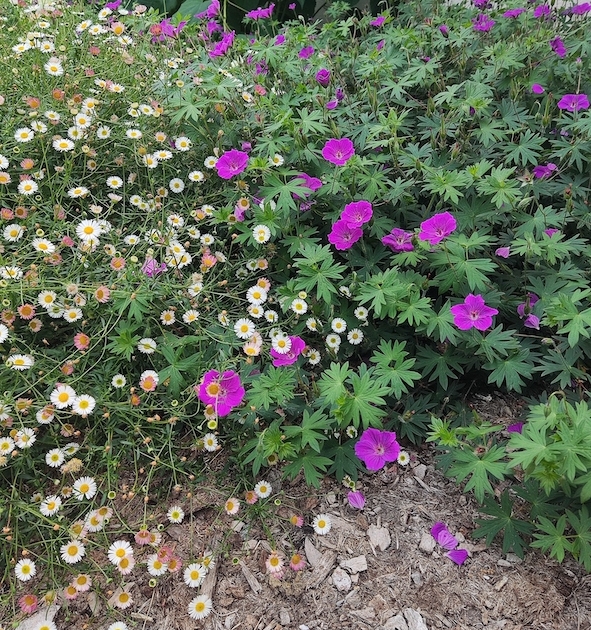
2, 0, 591, 625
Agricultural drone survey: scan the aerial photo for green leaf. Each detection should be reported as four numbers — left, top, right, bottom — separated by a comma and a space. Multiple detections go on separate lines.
247, 366, 296, 411
448, 445, 509, 503
355, 268, 407, 319
325, 440, 360, 481
283, 409, 332, 452
530, 515, 571, 563
340, 365, 389, 428
283, 451, 333, 488
473, 491, 535, 558
567, 507, 591, 571
483, 348, 534, 392
370, 340, 421, 399
317, 362, 350, 406
293, 244, 346, 304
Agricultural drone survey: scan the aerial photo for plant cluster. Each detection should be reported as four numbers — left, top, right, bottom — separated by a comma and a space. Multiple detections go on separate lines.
2, 0, 591, 623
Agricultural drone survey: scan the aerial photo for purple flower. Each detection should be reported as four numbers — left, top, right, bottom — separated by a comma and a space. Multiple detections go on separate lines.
532, 163, 557, 178
495, 246, 511, 258
196, 370, 245, 417
382, 228, 414, 252
245, 3, 275, 19
354, 428, 400, 471
450, 294, 499, 331
316, 68, 331, 87
299, 46, 315, 59
544, 228, 560, 237
215, 149, 249, 179
275, 34, 285, 45
531, 83, 545, 94
142, 258, 167, 277
507, 422, 524, 433
328, 219, 363, 250
431, 522, 458, 550
336, 88, 345, 101
289, 2, 296, 8
270, 336, 306, 367
473, 0, 489, 7
533, 4, 550, 17
517, 293, 539, 318
524, 314, 540, 329
571, 2, 591, 13
557, 93, 590, 112
105, 0, 122, 8
446, 549, 469, 565
196, 0, 220, 18
439, 24, 449, 35
370, 15, 385, 27
472, 14, 495, 31
550, 37, 567, 58
326, 100, 338, 110
347, 491, 366, 509
209, 30, 235, 58
377, 39, 385, 51
341, 200, 373, 228
292, 173, 322, 198
321, 138, 355, 166
503, 7, 525, 16
418, 212, 456, 245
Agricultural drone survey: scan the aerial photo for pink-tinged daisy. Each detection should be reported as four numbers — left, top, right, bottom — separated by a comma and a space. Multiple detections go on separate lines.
108, 540, 134, 565
225, 497, 240, 515
289, 552, 307, 571
266, 551, 284, 575
18, 593, 38, 614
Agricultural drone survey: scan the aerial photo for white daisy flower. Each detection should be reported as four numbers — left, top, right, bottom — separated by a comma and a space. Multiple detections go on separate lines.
234, 318, 255, 340
203, 433, 218, 452
44, 58, 64, 76
0, 436, 15, 455
40, 495, 62, 516
254, 480, 272, 498
347, 328, 364, 345
15, 558, 36, 581
72, 395, 96, 417
14, 127, 35, 143
307, 348, 321, 365
96, 126, 111, 139
182, 310, 200, 323
106, 176, 123, 189
271, 334, 291, 354
15, 428, 36, 448
331, 318, 347, 333
69, 186, 90, 199
175, 137, 192, 151
137, 338, 157, 354
188, 170, 204, 182
45, 448, 65, 467
187, 595, 213, 620
312, 513, 332, 535
184, 563, 206, 588
246, 286, 267, 305
108, 540, 133, 565
18, 180, 38, 195
169, 178, 185, 193
63, 307, 83, 323
3, 224, 25, 241
253, 224, 271, 244
111, 374, 127, 388
354, 307, 368, 321
291, 298, 308, 315
167, 505, 185, 523
7, 354, 35, 370
146, 554, 168, 576
326, 334, 341, 349
32, 238, 56, 253
61, 540, 86, 564
73, 476, 97, 500
0, 266, 24, 280
50, 384, 76, 409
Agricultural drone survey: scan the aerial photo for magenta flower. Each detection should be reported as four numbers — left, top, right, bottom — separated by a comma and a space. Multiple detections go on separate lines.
439, 24, 449, 35
142, 258, 167, 277
382, 228, 414, 252
517, 293, 540, 329
299, 46, 315, 59
316, 68, 331, 87
347, 491, 366, 509
328, 219, 363, 250
215, 149, 249, 179
450, 294, 498, 331
196, 0, 219, 18
446, 549, 469, 565
321, 138, 355, 166
370, 15, 385, 27
544, 228, 560, 237
532, 163, 557, 178
341, 200, 373, 228
571, 2, 591, 13
292, 173, 322, 199
557, 93, 590, 112
495, 246, 511, 258
354, 428, 400, 471
418, 211, 456, 245
326, 100, 338, 110
507, 422, 525, 433
533, 4, 550, 17
472, 14, 495, 31
245, 3, 275, 19
209, 30, 235, 58
275, 34, 285, 45
531, 83, 545, 94
196, 370, 245, 416
270, 336, 306, 367
503, 7, 525, 16
431, 522, 458, 550
550, 37, 567, 58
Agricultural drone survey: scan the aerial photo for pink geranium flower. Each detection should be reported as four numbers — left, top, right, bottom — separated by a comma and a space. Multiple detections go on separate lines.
270, 336, 306, 366
215, 149, 249, 179
382, 228, 414, 252
347, 490, 366, 509
354, 428, 400, 471
321, 138, 355, 166
340, 200, 373, 228
557, 93, 590, 112
328, 219, 363, 250
196, 370, 245, 416
450, 294, 498, 331
418, 212, 456, 245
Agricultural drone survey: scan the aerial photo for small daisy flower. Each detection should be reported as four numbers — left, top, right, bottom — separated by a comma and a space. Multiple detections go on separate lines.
234, 318, 255, 340
15, 558, 37, 582
290, 552, 307, 571
137, 338, 157, 354
347, 328, 364, 345
116, 555, 135, 575
253, 224, 271, 244
15, 428, 36, 448
0, 436, 15, 455
291, 298, 308, 315
175, 136, 192, 151
73, 476, 97, 500
3, 224, 25, 241
203, 433, 219, 452
167, 505, 185, 523
126, 129, 142, 139
169, 178, 185, 193
183, 310, 200, 323
14, 127, 35, 143
269, 153, 284, 166
108, 623, 129, 630
254, 480, 272, 498
106, 175, 123, 189
326, 334, 341, 349
111, 374, 126, 388
32, 238, 56, 254
18, 180, 38, 195
354, 306, 368, 321
306, 317, 318, 331
135, 529, 151, 545
76, 219, 102, 240
266, 551, 284, 575
112, 588, 133, 609
331, 318, 347, 333
72, 394, 96, 417
290, 514, 304, 527
397, 451, 410, 466
139, 370, 158, 392
307, 348, 321, 365
189, 170, 204, 182
188, 595, 213, 620
40, 495, 62, 516
96, 125, 111, 139
204, 155, 217, 168
63, 584, 78, 600
8, 354, 35, 370
263, 309, 277, 322
184, 562, 206, 587
271, 334, 292, 354
108, 540, 133, 564
225, 497, 240, 515
72, 573, 92, 592
18, 593, 38, 614
312, 514, 332, 535
160, 310, 176, 326
61, 540, 86, 564
246, 286, 267, 305
146, 553, 168, 576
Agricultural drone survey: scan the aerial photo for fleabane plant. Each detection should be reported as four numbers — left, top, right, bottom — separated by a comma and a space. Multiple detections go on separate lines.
1, 0, 591, 617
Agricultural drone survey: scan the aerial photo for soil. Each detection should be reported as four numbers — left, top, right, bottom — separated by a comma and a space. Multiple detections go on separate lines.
12, 393, 591, 630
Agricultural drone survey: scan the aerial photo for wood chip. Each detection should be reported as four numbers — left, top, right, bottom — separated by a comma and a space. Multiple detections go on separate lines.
340, 555, 367, 574
201, 558, 218, 599
367, 524, 391, 551
240, 560, 262, 594
304, 537, 323, 567
306, 550, 337, 589
494, 575, 509, 591
332, 567, 352, 592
